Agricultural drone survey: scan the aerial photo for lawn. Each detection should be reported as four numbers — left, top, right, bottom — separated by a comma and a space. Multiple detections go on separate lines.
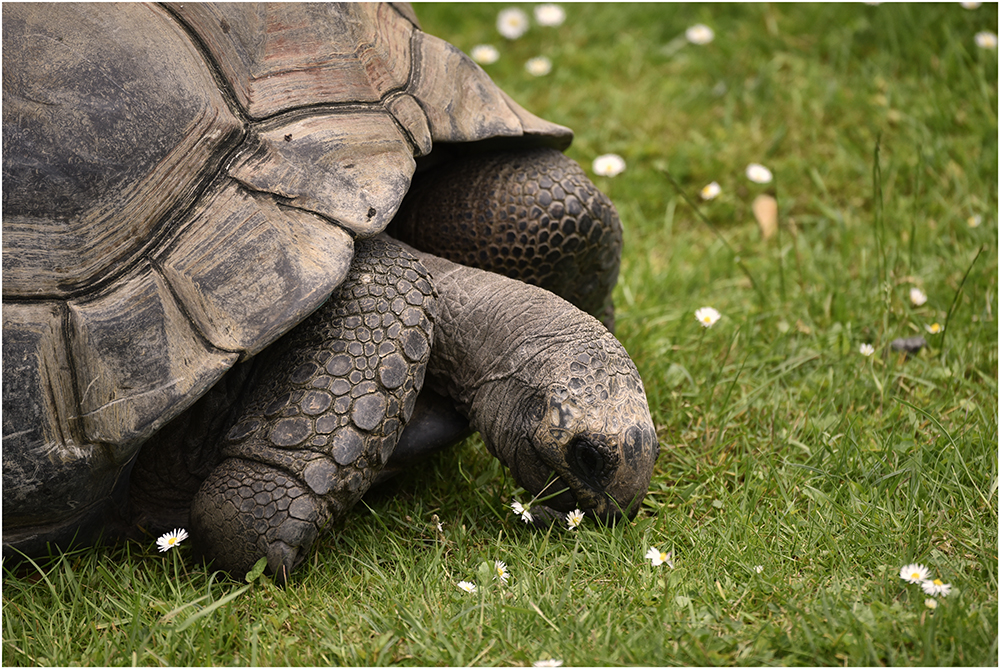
3, 3, 997, 666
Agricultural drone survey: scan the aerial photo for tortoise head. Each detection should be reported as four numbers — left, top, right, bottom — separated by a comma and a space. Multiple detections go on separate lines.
473, 334, 659, 524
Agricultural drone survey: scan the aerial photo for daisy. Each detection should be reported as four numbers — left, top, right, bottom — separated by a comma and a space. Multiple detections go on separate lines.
470, 44, 500, 65
754, 565, 764, 574
511, 499, 534, 523
968, 214, 983, 228
157, 528, 189, 552
494, 560, 510, 583
566, 508, 585, 530
457, 580, 477, 594
745, 163, 773, 184
700, 181, 721, 200
525, 56, 552, 77
961, 1, 981, 8
910, 287, 927, 306
921, 578, 952, 597
533, 4, 565, 27
924, 597, 938, 609
533, 660, 564, 667
685, 24, 715, 45
592, 153, 626, 177
860, 343, 875, 357
900, 563, 930, 584
925, 322, 943, 334
975, 31, 998, 49
695, 306, 721, 328
497, 7, 530, 40
645, 547, 674, 568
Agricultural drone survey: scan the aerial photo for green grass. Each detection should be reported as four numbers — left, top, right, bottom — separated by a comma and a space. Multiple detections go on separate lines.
3, 3, 997, 666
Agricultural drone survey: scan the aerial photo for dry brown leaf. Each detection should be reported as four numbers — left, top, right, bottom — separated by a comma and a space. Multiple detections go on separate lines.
753, 193, 778, 239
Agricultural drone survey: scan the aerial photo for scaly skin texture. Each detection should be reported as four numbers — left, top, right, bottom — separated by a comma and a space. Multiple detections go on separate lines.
390, 147, 622, 330
396, 238, 658, 523
190, 239, 435, 581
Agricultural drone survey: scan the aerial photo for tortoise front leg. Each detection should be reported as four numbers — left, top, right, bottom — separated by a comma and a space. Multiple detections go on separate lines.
190, 239, 435, 583
388, 146, 622, 331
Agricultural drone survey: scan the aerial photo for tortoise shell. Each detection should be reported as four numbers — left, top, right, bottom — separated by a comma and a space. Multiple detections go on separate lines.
1, 2, 571, 543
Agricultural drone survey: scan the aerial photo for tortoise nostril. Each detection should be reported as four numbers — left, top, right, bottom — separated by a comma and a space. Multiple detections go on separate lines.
571, 438, 605, 482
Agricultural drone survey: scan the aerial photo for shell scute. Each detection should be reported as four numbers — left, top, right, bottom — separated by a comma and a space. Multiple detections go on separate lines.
168, 3, 414, 119
228, 113, 415, 237
2, 3, 242, 299
158, 179, 355, 358
67, 263, 239, 452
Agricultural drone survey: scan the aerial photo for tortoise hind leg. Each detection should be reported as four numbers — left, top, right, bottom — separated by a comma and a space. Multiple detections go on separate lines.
190, 239, 435, 582
388, 146, 622, 331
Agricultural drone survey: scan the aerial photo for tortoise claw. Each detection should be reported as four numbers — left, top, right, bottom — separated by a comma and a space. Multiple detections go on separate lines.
267, 541, 300, 587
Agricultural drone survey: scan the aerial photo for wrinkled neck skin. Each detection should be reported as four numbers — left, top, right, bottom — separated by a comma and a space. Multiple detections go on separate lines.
392, 237, 659, 522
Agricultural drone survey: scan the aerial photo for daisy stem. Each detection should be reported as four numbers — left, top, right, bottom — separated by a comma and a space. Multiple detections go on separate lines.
528, 476, 571, 507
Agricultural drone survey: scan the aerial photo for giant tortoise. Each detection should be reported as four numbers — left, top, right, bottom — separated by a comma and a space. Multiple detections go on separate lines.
2, 2, 659, 582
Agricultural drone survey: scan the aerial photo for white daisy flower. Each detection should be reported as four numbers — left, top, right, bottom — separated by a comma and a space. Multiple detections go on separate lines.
494, 560, 510, 583
156, 528, 189, 552
961, 1, 981, 8
533, 4, 565, 26
700, 181, 721, 200
645, 547, 674, 567
754, 565, 764, 574
511, 499, 534, 523
975, 31, 998, 49
685, 24, 715, 45
921, 578, 952, 597
457, 580, 477, 593
860, 343, 875, 357
695, 306, 721, 328
470, 44, 500, 65
968, 214, 983, 228
566, 508, 585, 530
924, 598, 938, 609
592, 153, 626, 177
910, 287, 928, 306
533, 660, 564, 667
746, 163, 773, 184
900, 563, 930, 584
497, 7, 530, 40
925, 322, 943, 334
525, 56, 552, 76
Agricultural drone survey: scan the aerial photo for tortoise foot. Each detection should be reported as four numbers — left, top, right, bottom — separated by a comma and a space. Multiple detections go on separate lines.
191, 458, 328, 579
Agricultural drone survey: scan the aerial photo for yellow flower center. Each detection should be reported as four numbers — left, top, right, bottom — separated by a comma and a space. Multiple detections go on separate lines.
910, 571, 921, 579
933, 579, 943, 586
660, 552, 668, 562
167, 537, 177, 545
